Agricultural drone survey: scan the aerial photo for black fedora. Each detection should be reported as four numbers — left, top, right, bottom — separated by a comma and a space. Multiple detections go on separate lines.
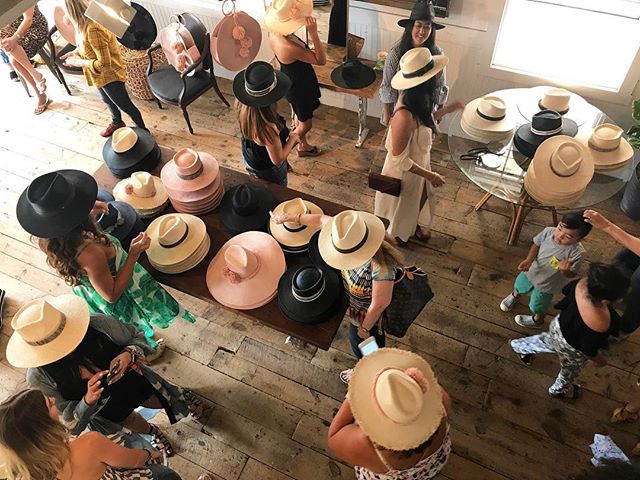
308, 231, 338, 272
513, 109, 578, 159
219, 183, 278, 234
278, 265, 343, 325
233, 61, 292, 108
102, 127, 159, 177
97, 201, 144, 249
17, 170, 98, 238
398, 1, 445, 30
331, 59, 377, 90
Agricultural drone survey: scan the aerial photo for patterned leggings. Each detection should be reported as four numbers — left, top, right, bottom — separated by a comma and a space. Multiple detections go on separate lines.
511, 316, 588, 395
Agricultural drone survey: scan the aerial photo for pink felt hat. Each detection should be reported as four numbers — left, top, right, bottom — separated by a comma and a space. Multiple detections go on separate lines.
161, 148, 221, 194
206, 231, 286, 310
211, 9, 262, 72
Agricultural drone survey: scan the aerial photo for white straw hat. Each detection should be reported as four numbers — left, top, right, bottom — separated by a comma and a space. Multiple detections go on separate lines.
391, 47, 448, 91
269, 198, 323, 251
111, 127, 138, 153
113, 172, 169, 212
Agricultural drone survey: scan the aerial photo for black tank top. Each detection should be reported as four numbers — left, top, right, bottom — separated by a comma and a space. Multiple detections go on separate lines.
241, 116, 289, 170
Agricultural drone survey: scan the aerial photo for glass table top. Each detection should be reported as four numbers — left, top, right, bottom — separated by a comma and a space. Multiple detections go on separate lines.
448, 87, 639, 210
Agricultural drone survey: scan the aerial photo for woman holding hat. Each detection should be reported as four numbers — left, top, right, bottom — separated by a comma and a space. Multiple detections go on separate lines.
234, 61, 300, 186
328, 348, 452, 478
266, 0, 326, 157
16, 169, 196, 354
375, 47, 462, 244
61, 0, 147, 137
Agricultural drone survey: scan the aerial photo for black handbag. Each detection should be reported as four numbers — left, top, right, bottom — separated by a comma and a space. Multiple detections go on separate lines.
383, 266, 434, 338
368, 172, 401, 197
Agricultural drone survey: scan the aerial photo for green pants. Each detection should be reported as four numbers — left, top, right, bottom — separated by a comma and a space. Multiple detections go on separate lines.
514, 272, 553, 315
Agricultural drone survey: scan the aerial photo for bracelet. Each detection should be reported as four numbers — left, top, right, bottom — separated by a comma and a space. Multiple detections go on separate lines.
143, 448, 153, 463
295, 213, 302, 224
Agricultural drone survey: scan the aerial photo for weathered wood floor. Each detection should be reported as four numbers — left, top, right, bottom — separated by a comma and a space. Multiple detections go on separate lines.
0, 64, 639, 480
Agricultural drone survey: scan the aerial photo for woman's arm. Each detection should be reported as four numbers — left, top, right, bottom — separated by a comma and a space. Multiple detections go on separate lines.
0, 7, 35, 51
264, 129, 300, 166
359, 279, 393, 336
270, 212, 333, 229
433, 100, 464, 123
379, 46, 400, 126
305, 17, 326, 65
584, 210, 640, 256
83, 431, 154, 469
328, 399, 377, 467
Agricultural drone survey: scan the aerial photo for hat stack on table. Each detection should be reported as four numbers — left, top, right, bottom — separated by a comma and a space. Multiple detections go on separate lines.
113, 171, 169, 219
145, 213, 210, 274
576, 124, 634, 173
460, 95, 515, 143
220, 183, 278, 234
161, 148, 225, 214
513, 109, 578, 159
518, 86, 590, 126
269, 198, 324, 254
96, 189, 145, 250
102, 127, 161, 179
524, 136, 594, 207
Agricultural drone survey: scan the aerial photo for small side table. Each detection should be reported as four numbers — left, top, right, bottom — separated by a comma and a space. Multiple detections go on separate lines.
120, 45, 167, 101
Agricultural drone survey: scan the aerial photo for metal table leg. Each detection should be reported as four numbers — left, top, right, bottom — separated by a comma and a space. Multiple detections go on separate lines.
355, 96, 369, 148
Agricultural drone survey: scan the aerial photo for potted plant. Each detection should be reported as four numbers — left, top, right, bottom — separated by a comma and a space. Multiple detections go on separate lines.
620, 98, 640, 219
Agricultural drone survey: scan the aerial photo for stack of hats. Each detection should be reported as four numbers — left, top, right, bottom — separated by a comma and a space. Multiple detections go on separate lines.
160, 148, 225, 214
102, 127, 161, 179
576, 124, 634, 173
513, 110, 578, 159
145, 213, 210, 274
460, 95, 515, 142
269, 198, 323, 254
524, 136, 594, 207
220, 183, 277, 235
96, 190, 145, 250
518, 86, 589, 126
113, 171, 169, 218
308, 231, 338, 272
278, 265, 342, 325
206, 231, 286, 310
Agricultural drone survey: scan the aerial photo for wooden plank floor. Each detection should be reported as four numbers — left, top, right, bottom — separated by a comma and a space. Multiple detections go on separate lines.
1, 65, 639, 480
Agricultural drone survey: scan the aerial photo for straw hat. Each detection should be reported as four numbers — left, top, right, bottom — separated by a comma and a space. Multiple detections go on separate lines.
391, 47, 448, 91
576, 123, 634, 172
6, 295, 90, 368
513, 110, 578, 159
318, 210, 386, 271
206, 231, 286, 310
517, 86, 590, 126
460, 95, 515, 141
113, 172, 169, 213
348, 348, 445, 450
269, 198, 324, 252
263, 0, 313, 36
161, 148, 220, 194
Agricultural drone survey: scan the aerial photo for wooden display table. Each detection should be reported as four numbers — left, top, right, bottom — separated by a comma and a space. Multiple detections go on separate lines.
93, 149, 349, 350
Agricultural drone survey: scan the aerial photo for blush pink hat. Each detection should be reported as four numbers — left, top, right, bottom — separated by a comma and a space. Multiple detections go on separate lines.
161, 148, 221, 194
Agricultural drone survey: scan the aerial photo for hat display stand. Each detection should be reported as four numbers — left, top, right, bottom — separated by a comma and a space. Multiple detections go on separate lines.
211, 0, 262, 72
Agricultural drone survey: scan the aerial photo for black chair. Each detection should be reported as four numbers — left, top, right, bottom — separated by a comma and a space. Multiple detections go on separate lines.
146, 13, 229, 134
37, 26, 73, 96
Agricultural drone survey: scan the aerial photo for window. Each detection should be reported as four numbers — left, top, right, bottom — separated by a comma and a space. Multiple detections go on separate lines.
491, 0, 640, 92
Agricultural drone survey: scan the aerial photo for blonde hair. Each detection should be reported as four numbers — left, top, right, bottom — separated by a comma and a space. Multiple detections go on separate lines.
379, 237, 405, 268
236, 100, 283, 145
64, 0, 91, 37
0, 390, 70, 480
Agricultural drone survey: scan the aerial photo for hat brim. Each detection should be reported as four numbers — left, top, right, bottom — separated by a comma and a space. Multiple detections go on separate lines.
113, 175, 169, 210
348, 348, 446, 450
331, 64, 377, 90
517, 86, 591, 126
513, 118, 578, 159
16, 170, 98, 239
161, 151, 220, 193
398, 19, 445, 30
263, 3, 313, 35
149, 234, 211, 274
318, 211, 386, 271
269, 200, 324, 248
212, 12, 262, 72
146, 214, 208, 266
308, 231, 338, 272
391, 55, 448, 91
461, 97, 516, 133
106, 145, 162, 179
6, 294, 90, 368
97, 189, 115, 203
575, 130, 634, 170
233, 69, 292, 108
103, 128, 158, 168
220, 184, 278, 234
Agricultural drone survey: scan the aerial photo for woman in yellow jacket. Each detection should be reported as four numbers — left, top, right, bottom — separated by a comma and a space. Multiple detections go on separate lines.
62, 0, 147, 137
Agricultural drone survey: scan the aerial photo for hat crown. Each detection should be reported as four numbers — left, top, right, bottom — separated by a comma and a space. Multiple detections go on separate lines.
477, 95, 507, 119
174, 148, 202, 176
550, 141, 583, 177
26, 172, 74, 215
232, 185, 257, 215
409, 0, 436, 21
292, 266, 323, 297
112, 127, 138, 154
225, 244, 259, 279
541, 88, 570, 112
591, 123, 623, 150
531, 109, 562, 133
130, 172, 156, 198
12, 300, 65, 345
270, 0, 304, 21
374, 369, 425, 424
282, 198, 308, 229
331, 210, 368, 253
245, 61, 277, 93
158, 214, 188, 248
398, 47, 433, 77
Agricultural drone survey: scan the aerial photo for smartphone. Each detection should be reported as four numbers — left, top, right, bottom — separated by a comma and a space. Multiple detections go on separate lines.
358, 337, 379, 357
100, 359, 121, 389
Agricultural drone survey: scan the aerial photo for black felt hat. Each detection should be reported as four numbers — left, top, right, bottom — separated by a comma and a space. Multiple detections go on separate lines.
17, 169, 98, 238
233, 61, 292, 108
398, 1, 445, 30
513, 109, 578, 159
331, 59, 377, 90
219, 183, 278, 234
102, 127, 160, 178
278, 265, 343, 325
96, 201, 144, 250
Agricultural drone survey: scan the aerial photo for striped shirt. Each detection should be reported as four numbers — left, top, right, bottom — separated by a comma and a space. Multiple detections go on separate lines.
79, 22, 126, 88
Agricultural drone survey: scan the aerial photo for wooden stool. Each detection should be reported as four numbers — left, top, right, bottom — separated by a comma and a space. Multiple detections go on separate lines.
120, 45, 167, 101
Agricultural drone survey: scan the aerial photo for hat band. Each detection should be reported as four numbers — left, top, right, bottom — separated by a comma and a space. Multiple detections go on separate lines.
292, 278, 326, 303
246, 73, 278, 98
530, 125, 562, 136
588, 138, 619, 153
476, 107, 505, 122
100, 210, 125, 234
159, 224, 190, 248
284, 223, 307, 233
402, 59, 434, 79
538, 99, 569, 115
333, 224, 369, 254
24, 313, 67, 346
177, 162, 204, 180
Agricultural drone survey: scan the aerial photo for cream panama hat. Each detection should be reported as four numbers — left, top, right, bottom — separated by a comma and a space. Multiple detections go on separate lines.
318, 210, 386, 271
113, 172, 169, 214
461, 95, 515, 141
6, 295, 90, 368
391, 47, 448, 91
348, 348, 446, 450
269, 197, 323, 252
264, 0, 313, 36
112, 127, 138, 153
518, 86, 590, 126
576, 123, 634, 172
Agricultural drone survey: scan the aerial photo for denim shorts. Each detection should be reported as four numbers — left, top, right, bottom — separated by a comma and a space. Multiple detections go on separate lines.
243, 158, 288, 187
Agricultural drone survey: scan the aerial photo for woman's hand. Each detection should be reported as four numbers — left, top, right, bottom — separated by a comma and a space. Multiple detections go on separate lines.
60, 49, 79, 61
287, 131, 301, 146
146, 448, 163, 464
85, 371, 107, 406
108, 351, 133, 384
306, 17, 319, 37
429, 172, 446, 187
269, 211, 289, 225
583, 210, 612, 230
444, 100, 465, 115
357, 326, 370, 339
0, 36, 18, 52
128, 232, 150, 258
91, 200, 109, 217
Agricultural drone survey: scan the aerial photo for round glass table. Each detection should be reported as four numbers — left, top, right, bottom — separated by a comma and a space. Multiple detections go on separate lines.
448, 87, 638, 245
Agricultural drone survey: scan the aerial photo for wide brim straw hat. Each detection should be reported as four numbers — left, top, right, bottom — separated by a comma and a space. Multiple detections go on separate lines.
518, 86, 590, 126
391, 47, 448, 91
113, 172, 169, 211
233, 61, 292, 108
461, 95, 515, 134
146, 213, 208, 268
161, 149, 220, 194
6, 294, 90, 368
348, 348, 446, 450
220, 183, 278, 234
575, 124, 634, 172
17, 169, 98, 239
263, 0, 313, 36
318, 210, 386, 271
269, 198, 324, 250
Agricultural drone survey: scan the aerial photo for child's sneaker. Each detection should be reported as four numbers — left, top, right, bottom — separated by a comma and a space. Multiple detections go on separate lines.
515, 315, 543, 329
500, 292, 519, 312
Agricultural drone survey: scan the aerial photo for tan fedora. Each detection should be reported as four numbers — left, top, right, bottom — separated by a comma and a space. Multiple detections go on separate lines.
6, 295, 90, 368
461, 95, 515, 140
391, 47, 448, 91
518, 86, 590, 126
348, 348, 446, 450
113, 172, 169, 212
539, 87, 571, 114
576, 123, 634, 171
263, 0, 313, 36
146, 213, 208, 272
269, 198, 323, 250
112, 127, 139, 154
318, 210, 386, 271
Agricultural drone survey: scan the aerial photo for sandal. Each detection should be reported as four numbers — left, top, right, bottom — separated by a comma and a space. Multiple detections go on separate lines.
549, 384, 581, 399
297, 146, 321, 157
184, 390, 204, 423
148, 424, 174, 457
413, 226, 431, 243
611, 403, 639, 423
34, 96, 50, 115
145, 338, 166, 363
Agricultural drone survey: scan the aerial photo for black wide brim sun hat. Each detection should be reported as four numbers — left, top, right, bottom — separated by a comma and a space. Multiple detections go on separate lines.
398, 1, 445, 30
233, 61, 292, 108
331, 59, 377, 90
308, 231, 338, 273
102, 128, 159, 172
513, 118, 578, 159
219, 183, 278, 234
17, 169, 98, 239
105, 145, 162, 179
